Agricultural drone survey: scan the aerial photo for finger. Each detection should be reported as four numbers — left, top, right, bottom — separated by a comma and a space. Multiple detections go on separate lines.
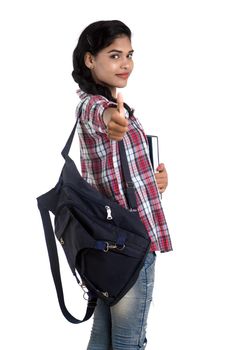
110, 113, 128, 127
159, 187, 165, 194
155, 172, 166, 180
108, 127, 128, 139
117, 92, 125, 118
107, 130, 125, 141
156, 180, 165, 188
155, 173, 168, 187
156, 178, 168, 187
156, 163, 165, 172
155, 176, 164, 184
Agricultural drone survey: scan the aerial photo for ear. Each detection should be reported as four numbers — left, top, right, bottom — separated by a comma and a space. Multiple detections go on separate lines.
84, 52, 95, 69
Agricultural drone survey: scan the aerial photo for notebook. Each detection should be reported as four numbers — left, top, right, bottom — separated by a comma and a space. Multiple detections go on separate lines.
146, 135, 160, 171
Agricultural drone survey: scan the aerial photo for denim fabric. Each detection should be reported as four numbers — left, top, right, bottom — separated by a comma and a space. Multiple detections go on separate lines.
87, 252, 156, 350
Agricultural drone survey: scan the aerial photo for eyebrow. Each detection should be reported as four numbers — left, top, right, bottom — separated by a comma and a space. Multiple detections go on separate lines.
107, 49, 134, 54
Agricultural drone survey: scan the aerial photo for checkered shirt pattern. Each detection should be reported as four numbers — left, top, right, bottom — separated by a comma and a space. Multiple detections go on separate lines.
76, 90, 172, 252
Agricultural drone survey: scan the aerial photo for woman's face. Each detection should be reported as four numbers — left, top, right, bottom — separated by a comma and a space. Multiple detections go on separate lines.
85, 35, 134, 97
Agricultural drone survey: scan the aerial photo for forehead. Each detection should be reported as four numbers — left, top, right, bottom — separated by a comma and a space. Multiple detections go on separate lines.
103, 35, 133, 52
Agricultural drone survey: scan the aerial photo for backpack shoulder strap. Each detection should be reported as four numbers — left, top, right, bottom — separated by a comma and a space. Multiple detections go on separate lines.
37, 189, 97, 324
61, 100, 85, 161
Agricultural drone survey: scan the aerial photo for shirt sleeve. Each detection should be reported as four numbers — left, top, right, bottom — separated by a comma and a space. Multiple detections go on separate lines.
80, 95, 116, 134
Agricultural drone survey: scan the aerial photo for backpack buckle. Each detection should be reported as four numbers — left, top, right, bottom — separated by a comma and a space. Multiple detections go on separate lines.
103, 242, 117, 252
80, 283, 89, 300
103, 242, 126, 252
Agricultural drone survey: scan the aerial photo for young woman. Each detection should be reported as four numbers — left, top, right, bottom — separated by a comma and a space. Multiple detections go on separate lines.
72, 20, 172, 350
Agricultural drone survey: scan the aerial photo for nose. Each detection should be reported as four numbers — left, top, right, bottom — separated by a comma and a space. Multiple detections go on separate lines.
120, 57, 131, 70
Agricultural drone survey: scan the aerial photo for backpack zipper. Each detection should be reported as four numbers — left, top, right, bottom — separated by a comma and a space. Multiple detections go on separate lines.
63, 183, 114, 220
105, 206, 113, 220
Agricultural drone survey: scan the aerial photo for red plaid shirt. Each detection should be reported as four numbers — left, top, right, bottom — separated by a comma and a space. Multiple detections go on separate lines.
76, 90, 172, 252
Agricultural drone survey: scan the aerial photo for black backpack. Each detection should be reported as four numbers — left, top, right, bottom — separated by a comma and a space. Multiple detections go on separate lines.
37, 109, 151, 324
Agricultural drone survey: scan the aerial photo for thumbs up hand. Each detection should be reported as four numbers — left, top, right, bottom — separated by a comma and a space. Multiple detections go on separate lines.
103, 93, 128, 141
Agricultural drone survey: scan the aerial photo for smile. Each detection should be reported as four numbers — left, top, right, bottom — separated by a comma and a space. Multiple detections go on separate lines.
116, 73, 129, 80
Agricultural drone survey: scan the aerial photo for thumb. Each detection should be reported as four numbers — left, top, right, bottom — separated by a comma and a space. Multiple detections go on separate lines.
117, 92, 125, 118
156, 163, 165, 172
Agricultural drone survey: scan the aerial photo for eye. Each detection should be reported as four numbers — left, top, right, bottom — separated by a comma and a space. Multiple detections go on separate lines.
110, 54, 120, 59
128, 52, 133, 59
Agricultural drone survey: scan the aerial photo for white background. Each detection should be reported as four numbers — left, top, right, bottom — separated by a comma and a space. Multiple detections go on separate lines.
1, 1, 234, 349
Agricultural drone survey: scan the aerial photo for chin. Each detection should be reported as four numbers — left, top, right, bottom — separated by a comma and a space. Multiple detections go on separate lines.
116, 82, 128, 88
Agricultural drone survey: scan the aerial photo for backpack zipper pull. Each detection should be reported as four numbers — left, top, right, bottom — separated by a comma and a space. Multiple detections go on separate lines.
105, 206, 113, 220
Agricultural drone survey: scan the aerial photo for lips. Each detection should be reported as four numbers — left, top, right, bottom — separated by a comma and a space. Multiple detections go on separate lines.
116, 73, 129, 79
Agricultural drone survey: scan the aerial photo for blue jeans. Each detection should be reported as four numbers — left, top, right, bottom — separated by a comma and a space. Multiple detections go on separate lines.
87, 251, 156, 350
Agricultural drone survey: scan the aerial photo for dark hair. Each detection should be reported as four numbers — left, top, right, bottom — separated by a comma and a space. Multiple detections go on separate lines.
72, 20, 132, 103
